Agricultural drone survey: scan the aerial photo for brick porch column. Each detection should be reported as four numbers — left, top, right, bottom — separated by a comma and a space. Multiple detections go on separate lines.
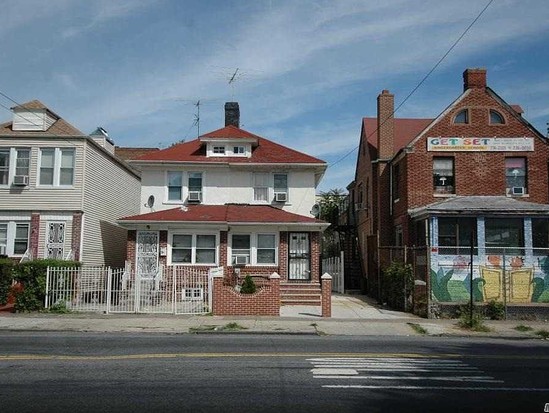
71, 212, 83, 261
30, 213, 40, 259
321, 273, 332, 318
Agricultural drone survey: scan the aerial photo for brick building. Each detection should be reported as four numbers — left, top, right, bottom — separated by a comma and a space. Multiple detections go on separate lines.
353, 68, 549, 309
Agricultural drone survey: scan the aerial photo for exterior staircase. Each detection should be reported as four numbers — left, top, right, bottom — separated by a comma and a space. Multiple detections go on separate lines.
280, 282, 321, 306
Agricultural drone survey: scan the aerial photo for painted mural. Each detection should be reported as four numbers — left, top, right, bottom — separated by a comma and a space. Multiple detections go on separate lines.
430, 253, 549, 303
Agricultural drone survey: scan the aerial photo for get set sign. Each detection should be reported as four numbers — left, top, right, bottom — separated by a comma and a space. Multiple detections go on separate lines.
427, 137, 534, 152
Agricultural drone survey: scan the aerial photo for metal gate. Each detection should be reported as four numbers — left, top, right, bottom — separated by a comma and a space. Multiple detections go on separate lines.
46, 264, 212, 315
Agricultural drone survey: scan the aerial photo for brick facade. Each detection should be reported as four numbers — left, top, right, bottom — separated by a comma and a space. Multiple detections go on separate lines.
71, 212, 83, 261
29, 213, 40, 259
354, 68, 549, 297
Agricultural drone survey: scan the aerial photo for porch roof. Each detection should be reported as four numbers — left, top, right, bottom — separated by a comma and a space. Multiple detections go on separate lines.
119, 204, 329, 228
409, 196, 549, 219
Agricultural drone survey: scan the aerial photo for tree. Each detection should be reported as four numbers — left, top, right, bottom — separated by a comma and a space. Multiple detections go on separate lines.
317, 188, 346, 257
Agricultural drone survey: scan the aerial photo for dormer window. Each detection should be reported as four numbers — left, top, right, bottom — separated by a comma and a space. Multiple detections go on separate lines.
213, 146, 225, 155
490, 109, 505, 124
453, 109, 469, 124
233, 146, 245, 155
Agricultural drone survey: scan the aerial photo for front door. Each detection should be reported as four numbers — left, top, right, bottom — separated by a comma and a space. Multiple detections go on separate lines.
136, 231, 159, 278
288, 232, 310, 280
46, 222, 65, 259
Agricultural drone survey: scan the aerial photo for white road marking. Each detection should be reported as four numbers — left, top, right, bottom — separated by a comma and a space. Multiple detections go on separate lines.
308, 357, 503, 386
323, 385, 549, 391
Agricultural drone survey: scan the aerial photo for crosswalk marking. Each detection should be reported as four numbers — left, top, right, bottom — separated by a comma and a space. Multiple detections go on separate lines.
308, 357, 503, 388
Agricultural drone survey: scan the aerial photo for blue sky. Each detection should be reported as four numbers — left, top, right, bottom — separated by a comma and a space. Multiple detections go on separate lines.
1, 0, 548, 192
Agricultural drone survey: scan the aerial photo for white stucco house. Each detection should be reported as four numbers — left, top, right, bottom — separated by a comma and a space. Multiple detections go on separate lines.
118, 102, 329, 304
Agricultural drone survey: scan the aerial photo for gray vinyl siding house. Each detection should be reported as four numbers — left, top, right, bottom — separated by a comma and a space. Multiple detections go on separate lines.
0, 100, 140, 266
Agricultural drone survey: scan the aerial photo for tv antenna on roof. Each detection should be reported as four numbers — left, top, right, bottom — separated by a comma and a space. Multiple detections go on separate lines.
228, 68, 239, 100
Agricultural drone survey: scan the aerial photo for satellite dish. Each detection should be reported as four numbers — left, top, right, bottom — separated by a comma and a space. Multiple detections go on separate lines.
146, 195, 155, 208
310, 204, 320, 217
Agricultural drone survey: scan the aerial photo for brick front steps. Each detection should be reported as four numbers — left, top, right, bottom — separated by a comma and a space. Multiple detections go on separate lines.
280, 282, 321, 306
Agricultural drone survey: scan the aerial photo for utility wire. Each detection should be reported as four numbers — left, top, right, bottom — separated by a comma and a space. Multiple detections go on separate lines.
329, 0, 494, 169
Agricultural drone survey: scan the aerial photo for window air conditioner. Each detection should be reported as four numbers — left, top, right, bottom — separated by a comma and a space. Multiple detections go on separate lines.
0, 245, 6, 256
13, 175, 29, 186
233, 255, 249, 265
511, 187, 525, 196
274, 192, 287, 202
188, 191, 202, 202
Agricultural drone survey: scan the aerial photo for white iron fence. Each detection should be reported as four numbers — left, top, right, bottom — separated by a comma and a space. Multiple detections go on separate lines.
45, 264, 212, 315
323, 251, 344, 293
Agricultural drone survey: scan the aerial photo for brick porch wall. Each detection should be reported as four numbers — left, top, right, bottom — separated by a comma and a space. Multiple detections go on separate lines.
212, 272, 280, 316
30, 213, 40, 259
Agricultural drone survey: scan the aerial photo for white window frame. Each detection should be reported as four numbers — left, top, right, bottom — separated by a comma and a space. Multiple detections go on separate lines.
37, 147, 75, 187
274, 173, 288, 202
0, 221, 30, 256
169, 232, 218, 265
0, 147, 32, 187
166, 171, 184, 203
253, 173, 270, 203
228, 232, 278, 266
232, 146, 246, 156
213, 146, 226, 155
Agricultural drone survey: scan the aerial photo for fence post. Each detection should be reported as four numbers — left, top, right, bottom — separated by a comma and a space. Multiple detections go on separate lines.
45, 267, 50, 309
106, 267, 112, 314
321, 273, 332, 318
340, 250, 345, 294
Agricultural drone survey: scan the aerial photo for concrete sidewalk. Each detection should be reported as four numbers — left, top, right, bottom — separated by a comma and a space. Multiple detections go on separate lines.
1, 294, 548, 339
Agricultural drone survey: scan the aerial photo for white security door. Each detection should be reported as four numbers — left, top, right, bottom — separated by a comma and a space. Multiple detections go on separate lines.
136, 231, 159, 278
46, 222, 65, 259
288, 233, 310, 280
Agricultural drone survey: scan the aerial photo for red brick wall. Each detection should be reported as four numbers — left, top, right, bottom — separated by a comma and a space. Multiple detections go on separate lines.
279, 231, 288, 280
159, 230, 167, 267
405, 87, 549, 211
127, 230, 136, 266
212, 274, 280, 316
310, 231, 321, 282
71, 212, 83, 261
30, 213, 40, 259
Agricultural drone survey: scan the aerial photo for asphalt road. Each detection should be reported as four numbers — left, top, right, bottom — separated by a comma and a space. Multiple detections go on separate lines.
0, 332, 548, 412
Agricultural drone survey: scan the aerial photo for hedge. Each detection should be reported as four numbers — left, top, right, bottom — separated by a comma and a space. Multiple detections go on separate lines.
0, 259, 81, 312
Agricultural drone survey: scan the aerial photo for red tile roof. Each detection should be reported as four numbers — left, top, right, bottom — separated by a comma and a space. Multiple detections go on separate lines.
134, 125, 325, 164
119, 204, 325, 225
362, 117, 433, 153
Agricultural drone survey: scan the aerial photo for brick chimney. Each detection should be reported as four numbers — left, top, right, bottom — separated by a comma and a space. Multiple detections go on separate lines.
377, 90, 394, 159
463, 68, 487, 91
224, 102, 240, 128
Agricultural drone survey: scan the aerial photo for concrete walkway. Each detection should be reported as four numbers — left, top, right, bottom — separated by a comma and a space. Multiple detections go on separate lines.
1, 294, 548, 339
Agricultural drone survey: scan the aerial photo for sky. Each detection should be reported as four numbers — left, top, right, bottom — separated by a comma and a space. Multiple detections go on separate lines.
1, 0, 548, 193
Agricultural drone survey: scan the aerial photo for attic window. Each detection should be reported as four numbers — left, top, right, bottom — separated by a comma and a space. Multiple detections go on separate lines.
453, 109, 469, 124
490, 110, 505, 124
213, 146, 225, 154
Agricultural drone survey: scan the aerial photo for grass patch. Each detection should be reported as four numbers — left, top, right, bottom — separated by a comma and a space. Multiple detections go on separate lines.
189, 325, 219, 333
535, 329, 549, 340
514, 324, 533, 332
223, 322, 247, 331
48, 300, 72, 314
407, 323, 428, 335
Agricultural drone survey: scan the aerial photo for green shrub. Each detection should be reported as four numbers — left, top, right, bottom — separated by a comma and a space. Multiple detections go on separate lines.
13, 259, 80, 312
382, 262, 413, 311
0, 259, 15, 306
485, 300, 505, 320
458, 303, 489, 331
240, 275, 257, 294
